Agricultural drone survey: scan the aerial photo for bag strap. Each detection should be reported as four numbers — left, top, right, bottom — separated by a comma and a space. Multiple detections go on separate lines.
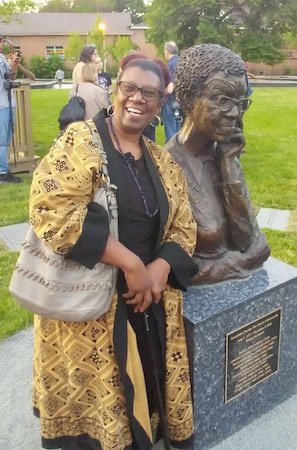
75, 84, 79, 95
85, 122, 118, 226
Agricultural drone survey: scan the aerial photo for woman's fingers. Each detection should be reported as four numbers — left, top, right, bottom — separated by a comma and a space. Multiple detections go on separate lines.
125, 289, 154, 313
138, 290, 153, 313
122, 290, 135, 300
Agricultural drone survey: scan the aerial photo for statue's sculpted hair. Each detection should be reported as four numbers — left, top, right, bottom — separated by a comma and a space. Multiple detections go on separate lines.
175, 44, 245, 116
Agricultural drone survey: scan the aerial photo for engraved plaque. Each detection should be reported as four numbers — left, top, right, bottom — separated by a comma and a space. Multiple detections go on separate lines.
225, 308, 281, 402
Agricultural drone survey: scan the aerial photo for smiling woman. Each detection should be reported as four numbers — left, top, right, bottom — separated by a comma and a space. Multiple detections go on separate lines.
29, 57, 198, 450
166, 43, 270, 284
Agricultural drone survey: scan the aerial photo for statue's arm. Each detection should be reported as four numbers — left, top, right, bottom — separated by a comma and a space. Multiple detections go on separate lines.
216, 128, 268, 253
192, 232, 270, 284
190, 129, 270, 284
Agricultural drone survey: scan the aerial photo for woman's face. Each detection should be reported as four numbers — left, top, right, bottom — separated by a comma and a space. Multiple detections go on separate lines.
191, 73, 248, 141
113, 66, 162, 134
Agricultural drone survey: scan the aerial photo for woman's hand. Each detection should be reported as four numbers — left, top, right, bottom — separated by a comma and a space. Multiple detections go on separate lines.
123, 258, 170, 313
123, 257, 154, 313
145, 258, 170, 303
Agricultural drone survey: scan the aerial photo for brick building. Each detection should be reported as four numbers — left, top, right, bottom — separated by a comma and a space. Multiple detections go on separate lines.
0, 12, 157, 69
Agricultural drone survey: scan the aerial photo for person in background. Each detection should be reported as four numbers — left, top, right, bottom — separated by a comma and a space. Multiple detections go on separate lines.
244, 61, 256, 97
70, 62, 109, 120
31, 58, 198, 450
54, 67, 64, 88
72, 44, 101, 85
162, 41, 181, 142
0, 36, 21, 184
98, 68, 112, 95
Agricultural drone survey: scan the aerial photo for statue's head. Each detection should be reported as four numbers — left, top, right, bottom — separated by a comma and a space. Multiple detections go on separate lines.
175, 44, 251, 142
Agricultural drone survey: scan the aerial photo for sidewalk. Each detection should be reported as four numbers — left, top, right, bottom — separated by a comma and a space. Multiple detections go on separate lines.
0, 207, 292, 253
0, 327, 297, 450
0, 209, 295, 449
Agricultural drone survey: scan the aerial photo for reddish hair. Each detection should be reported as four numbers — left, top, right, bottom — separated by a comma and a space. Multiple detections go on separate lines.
119, 52, 147, 71
154, 59, 170, 87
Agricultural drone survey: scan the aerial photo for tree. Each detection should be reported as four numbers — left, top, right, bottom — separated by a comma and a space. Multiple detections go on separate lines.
107, 36, 138, 65
238, 33, 285, 66
29, 53, 65, 78
145, 0, 297, 64
114, 0, 146, 23
86, 15, 105, 59
72, 0, 115, 12
39, 0, 72, 12
64, 33, 86, 61
39, 0, 146, 23
0, 0, 36, 23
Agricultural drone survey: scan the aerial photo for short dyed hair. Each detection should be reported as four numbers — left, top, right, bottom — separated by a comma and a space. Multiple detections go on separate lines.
175, 43, 246, 115
119, 52, 147, 71
119, 58, 165, 93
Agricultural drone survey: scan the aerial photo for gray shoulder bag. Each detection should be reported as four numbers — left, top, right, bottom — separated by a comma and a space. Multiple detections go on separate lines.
9, 124, 118, 322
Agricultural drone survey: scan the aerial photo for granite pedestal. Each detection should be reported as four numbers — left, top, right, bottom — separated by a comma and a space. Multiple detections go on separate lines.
183, 257, 297, 450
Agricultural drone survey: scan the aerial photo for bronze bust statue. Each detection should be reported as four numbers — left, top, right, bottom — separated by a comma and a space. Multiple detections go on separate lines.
166, 44, 270, 284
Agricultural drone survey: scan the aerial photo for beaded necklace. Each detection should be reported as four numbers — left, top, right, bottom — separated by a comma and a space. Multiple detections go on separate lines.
109, 116, 159, 219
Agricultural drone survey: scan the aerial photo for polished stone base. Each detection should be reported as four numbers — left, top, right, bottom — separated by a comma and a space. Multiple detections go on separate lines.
183, 257, 297, 450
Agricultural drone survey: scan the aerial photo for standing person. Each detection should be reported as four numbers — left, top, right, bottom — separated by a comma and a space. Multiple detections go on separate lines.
70, 63, 110, 120
162, 41, 181, 142
30, 58, 198, 450
98, 68, 112, 95
0, 36, 21, 184
72, 44, 101, 85
55, 67, 64, 88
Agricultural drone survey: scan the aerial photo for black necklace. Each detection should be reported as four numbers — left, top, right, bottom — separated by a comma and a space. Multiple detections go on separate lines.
109, 117, 159, 219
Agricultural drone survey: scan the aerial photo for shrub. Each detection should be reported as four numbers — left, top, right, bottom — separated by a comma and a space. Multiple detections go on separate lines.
29, 54, 65, 79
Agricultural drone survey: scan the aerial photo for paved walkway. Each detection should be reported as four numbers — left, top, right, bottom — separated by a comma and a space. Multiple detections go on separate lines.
0, 327, 297, 450
0, 207, 295, 449
0, 208, 292, 253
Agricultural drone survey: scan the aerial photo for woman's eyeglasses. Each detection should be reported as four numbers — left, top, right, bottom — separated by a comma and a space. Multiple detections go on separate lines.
214, 95, 252, 112
118, 81, 162, 102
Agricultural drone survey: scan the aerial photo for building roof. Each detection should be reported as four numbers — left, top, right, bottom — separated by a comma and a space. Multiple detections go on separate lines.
0, 12, 133, 37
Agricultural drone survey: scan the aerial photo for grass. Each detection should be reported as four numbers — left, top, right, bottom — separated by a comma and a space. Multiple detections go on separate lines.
0, 244, 33, 339
0, 86, 296, 340
243, 88, 297, 209
31, 89, 69, 158
264, 230, 297, 267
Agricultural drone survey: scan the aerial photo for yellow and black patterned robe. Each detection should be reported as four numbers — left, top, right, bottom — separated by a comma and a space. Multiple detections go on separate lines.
30, 116, 198, 450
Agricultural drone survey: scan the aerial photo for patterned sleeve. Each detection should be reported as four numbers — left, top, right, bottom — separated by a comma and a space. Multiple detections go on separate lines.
147, 142, 199, 289
29, 121, 104, 255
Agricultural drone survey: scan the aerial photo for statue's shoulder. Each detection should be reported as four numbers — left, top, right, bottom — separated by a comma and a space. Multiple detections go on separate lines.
164, 135, 186, 168
143, 136, 184, 175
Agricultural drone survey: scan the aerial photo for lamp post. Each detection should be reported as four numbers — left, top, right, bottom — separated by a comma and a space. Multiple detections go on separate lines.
98, 22, 106, 72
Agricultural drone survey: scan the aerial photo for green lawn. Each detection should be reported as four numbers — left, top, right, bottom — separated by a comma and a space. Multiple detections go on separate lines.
243, 87, 297, 209
0, 86, 296, 340
31, 89, 69, 158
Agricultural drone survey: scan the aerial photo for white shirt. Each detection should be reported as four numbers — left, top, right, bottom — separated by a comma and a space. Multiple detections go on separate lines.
0, 53, 16, 109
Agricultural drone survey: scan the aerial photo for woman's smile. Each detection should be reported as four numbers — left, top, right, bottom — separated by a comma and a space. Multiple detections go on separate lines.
114, 66, 162, 134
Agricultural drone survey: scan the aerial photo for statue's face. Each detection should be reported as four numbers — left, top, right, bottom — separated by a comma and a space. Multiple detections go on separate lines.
191, 73, 249, 141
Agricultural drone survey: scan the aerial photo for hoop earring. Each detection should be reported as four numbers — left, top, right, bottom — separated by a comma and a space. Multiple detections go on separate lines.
107, 104, 114, 117
150, 115, 161, 128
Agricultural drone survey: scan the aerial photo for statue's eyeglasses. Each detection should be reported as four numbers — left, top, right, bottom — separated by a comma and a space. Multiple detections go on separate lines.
117, 81, 162, 102
214, 95, 252, 112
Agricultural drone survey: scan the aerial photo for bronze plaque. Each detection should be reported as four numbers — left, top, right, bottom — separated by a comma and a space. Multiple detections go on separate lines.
225, 308, 281, 402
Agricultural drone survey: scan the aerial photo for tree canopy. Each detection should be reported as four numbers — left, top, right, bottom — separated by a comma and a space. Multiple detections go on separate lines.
145, 0, 297, 65
40, 0, 146, 23
0, 0, 35, 23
